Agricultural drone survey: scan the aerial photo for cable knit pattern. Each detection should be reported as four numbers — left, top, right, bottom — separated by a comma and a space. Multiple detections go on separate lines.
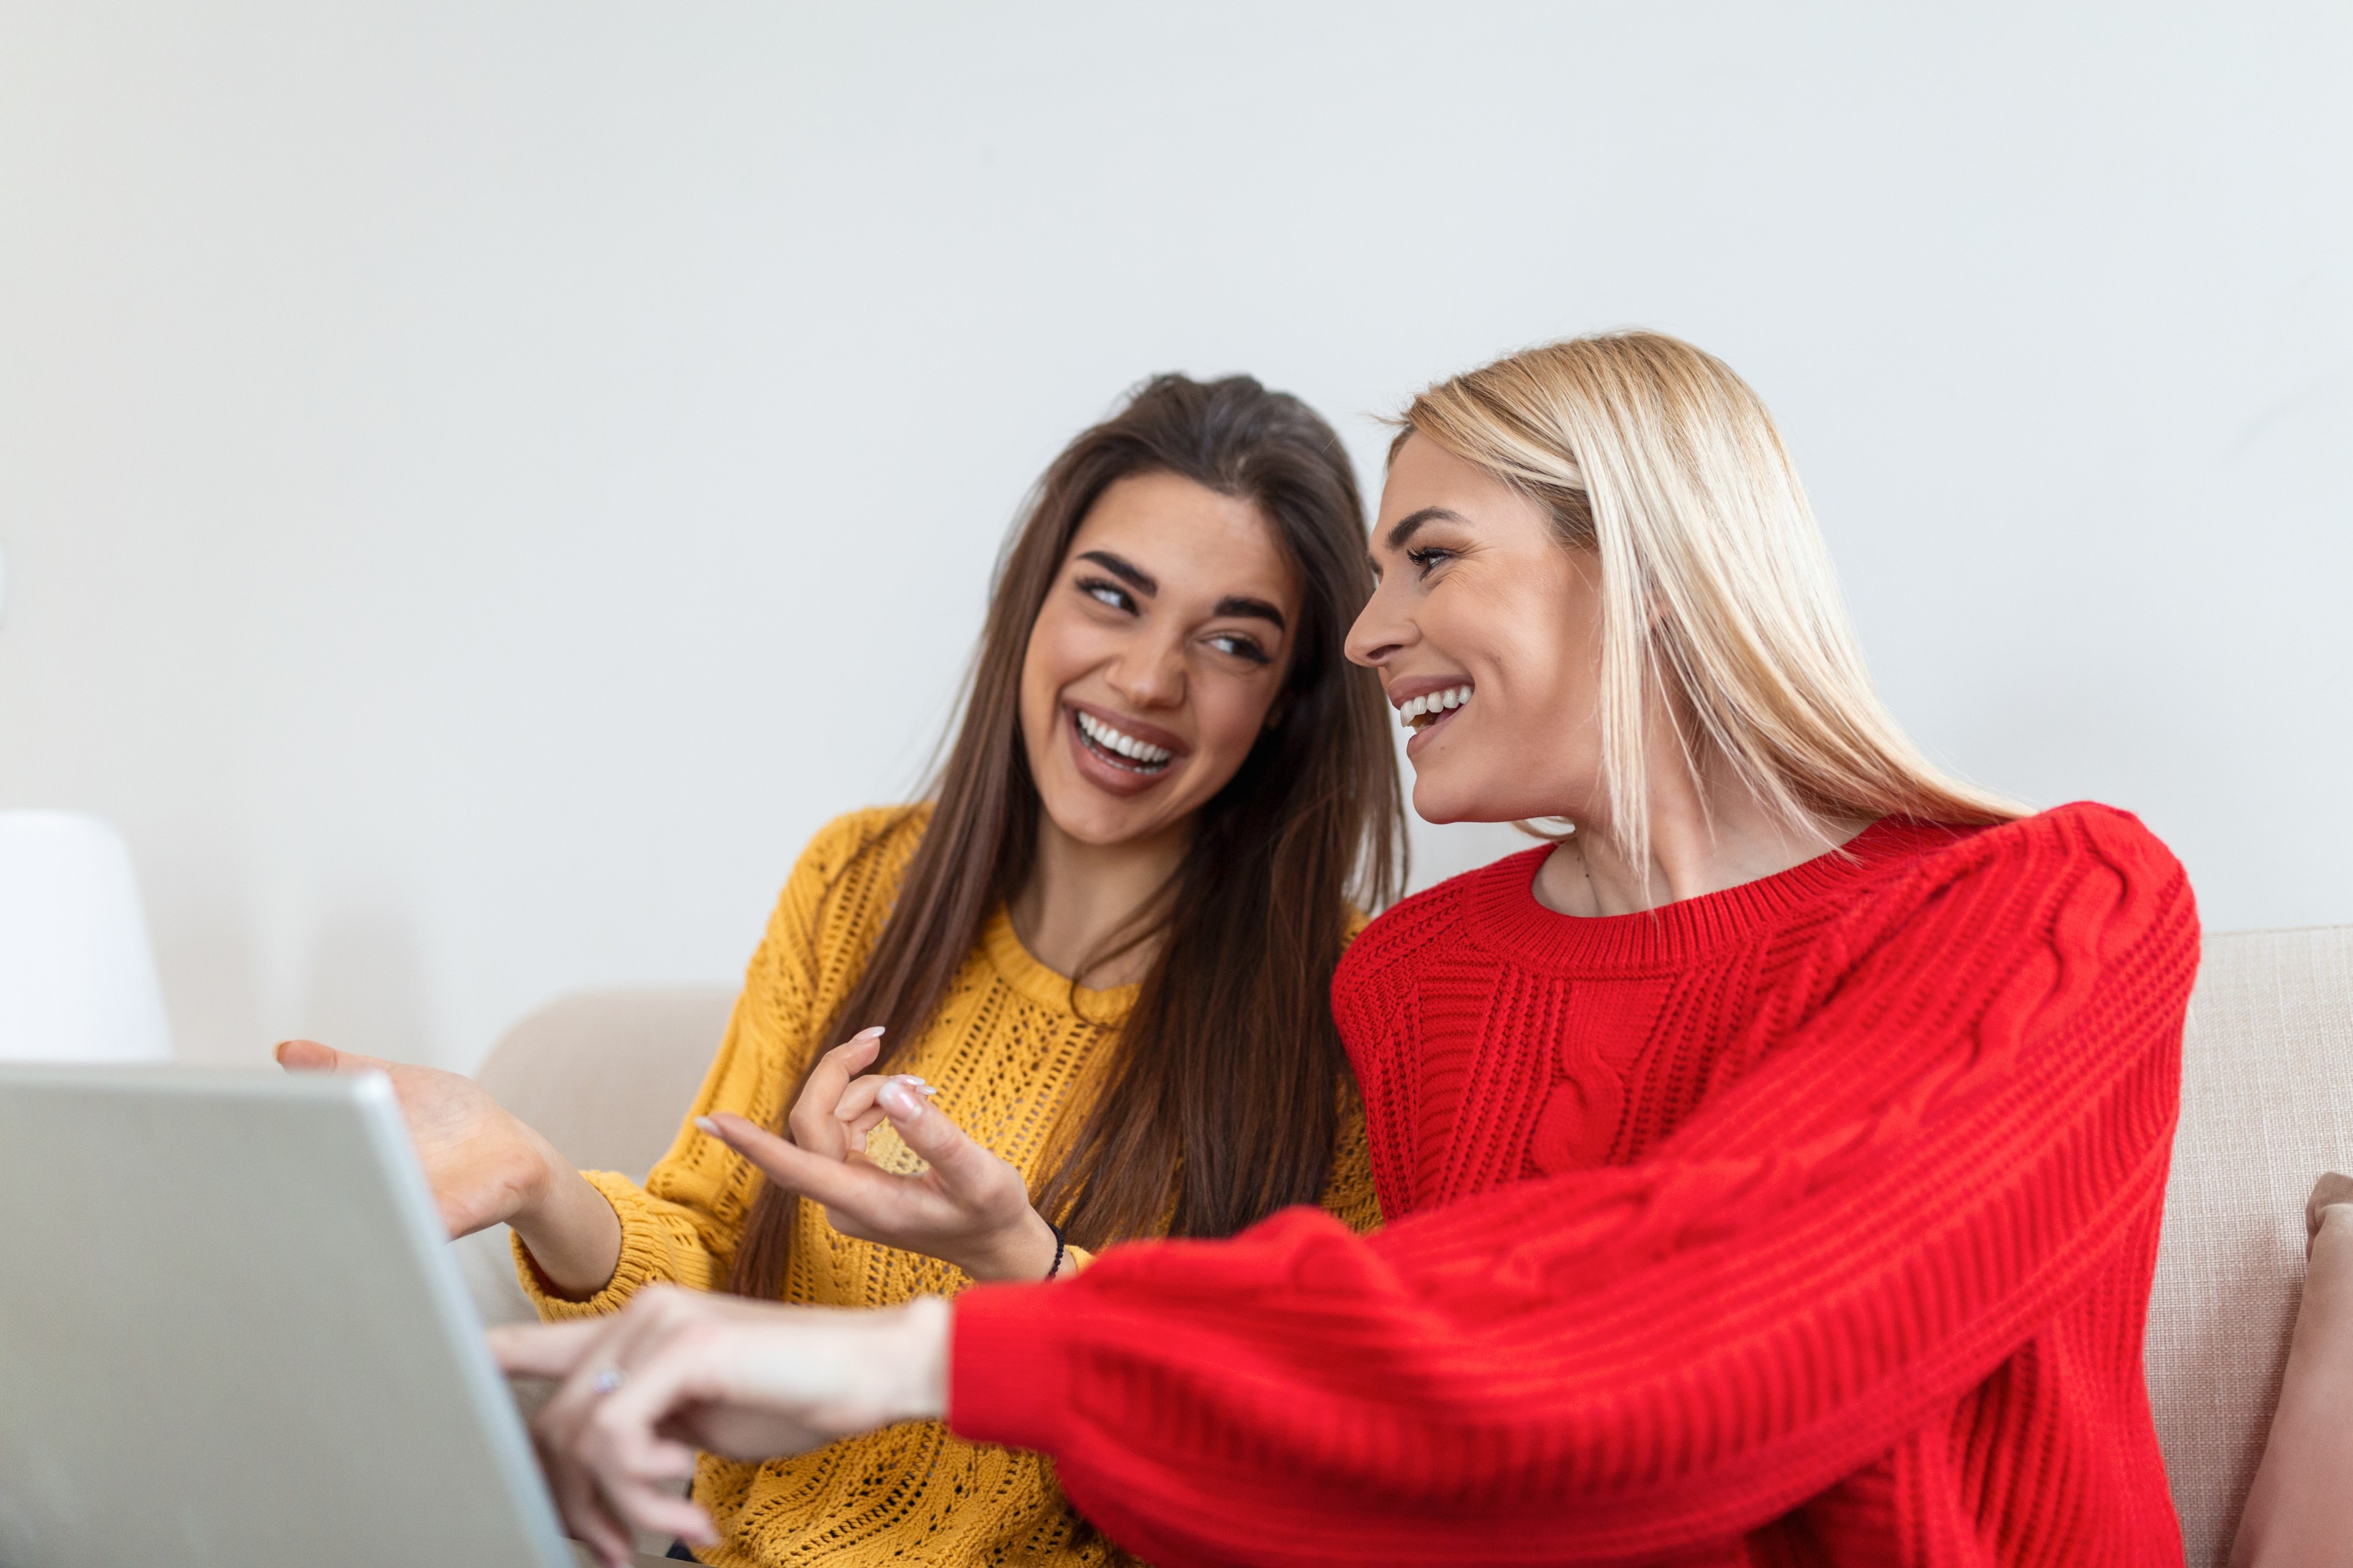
950, 803, 2198, 1567
515, 805, 1384, 1567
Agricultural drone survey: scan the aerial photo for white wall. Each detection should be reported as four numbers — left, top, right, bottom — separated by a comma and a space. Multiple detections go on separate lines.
2, 3, 2347, 1069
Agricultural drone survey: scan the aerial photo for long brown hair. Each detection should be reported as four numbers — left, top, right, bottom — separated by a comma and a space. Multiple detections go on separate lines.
729, 374, 1404, 1297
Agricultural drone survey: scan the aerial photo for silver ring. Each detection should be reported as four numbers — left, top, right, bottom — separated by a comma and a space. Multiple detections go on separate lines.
591, 1367, 626, 1396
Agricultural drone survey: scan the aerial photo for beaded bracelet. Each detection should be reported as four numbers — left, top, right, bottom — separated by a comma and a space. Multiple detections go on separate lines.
1045, 1219, 1068, 1281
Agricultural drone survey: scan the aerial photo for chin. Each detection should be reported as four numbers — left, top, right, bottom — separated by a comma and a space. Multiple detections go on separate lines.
1409, 770, 1537, 828
1406, 750, 1474, 821
1050, 807, 1152, 846
1408, 778, 1478, 827
1036, 780, 1164, 846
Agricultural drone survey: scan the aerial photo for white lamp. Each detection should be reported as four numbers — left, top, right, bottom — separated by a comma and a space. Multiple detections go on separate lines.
0, 811, 173, 1063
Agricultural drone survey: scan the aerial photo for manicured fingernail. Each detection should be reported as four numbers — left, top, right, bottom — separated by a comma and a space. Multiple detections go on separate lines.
878, 1078, 924, 1117
854, 1026, 885, 1039
694, 1116, 720, 1136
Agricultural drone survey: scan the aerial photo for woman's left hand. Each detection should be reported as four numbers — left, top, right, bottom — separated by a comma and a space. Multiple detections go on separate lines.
491, 1286, 950, 1568
700, 1050, 1061, 1283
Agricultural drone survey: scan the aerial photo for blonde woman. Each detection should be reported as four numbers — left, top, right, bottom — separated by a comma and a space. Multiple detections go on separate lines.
498, 333, 2201, 1567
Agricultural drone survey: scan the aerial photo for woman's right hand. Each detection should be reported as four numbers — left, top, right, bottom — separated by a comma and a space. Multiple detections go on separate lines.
491, 1286, 950, 1567
276, 1038, 562, 1239
276, 1038, 624, 1296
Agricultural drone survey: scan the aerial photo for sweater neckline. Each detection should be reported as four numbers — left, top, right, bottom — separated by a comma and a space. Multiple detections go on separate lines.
1462, 817, 1965, 973
981, 907, 1140, 1022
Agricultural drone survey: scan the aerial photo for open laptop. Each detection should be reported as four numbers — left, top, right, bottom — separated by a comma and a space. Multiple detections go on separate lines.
0, 1063, 645, 1568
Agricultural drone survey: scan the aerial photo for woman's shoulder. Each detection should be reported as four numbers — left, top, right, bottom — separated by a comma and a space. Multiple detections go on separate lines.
1886, 801, 2189, 904
791, 803, 932, 877
769, 803, 935, 935
1837, 800, 2197, 980
1333, 848, 1545, 991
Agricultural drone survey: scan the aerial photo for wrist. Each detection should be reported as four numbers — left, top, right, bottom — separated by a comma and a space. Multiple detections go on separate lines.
507, 1133, 574, 1235
960, 1208, 1060, 1283
882, 1296, 951, 1425
512, 1157, 624, 1300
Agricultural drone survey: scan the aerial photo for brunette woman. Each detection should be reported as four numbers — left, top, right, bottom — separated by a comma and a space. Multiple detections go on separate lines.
280, 371, 1404, 1567
498, 332, 2201, 1568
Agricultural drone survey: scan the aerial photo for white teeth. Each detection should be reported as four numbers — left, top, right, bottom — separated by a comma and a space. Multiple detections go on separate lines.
1397, 684, 1473, 730
1076, 710, 1172, 766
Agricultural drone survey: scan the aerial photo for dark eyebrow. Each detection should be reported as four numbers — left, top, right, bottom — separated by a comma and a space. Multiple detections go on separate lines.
1213, 596, 1287, 631
1079, 548, 1282, 631
1076, 550, 1156, 596
1382, 506, 1471, 554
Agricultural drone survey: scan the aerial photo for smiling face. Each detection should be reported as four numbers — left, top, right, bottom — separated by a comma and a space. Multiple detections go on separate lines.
1018, 470, 1302, 848
1346, 433, 1606, 825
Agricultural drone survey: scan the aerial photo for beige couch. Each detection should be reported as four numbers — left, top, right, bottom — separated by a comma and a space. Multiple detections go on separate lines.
2149, 927, 2353, 1563
463, 927, 2353, 1567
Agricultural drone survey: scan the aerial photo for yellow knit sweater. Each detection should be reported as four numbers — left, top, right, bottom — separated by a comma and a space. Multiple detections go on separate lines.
517, 806, 1382, 1567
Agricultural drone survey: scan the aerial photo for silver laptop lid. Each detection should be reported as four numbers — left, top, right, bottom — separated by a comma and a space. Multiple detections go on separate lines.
0, 1064, 574, 1568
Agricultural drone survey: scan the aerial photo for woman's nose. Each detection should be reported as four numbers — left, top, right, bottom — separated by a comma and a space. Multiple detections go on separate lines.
1109, 638, 1187, 708
1346, 581, 1412, 669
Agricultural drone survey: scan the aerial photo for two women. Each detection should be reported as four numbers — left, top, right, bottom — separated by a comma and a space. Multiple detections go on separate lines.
497, 332, 2200, 1567
282, 373, 1404, 1564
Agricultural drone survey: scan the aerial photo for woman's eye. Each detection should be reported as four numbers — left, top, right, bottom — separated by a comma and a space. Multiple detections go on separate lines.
1208, 633, 1271, 665
1405, 546, 1454, 578
1077, 578, 1135, 613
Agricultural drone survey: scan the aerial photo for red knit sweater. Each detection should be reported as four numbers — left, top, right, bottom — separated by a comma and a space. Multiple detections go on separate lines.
953, 803, 2198, 1566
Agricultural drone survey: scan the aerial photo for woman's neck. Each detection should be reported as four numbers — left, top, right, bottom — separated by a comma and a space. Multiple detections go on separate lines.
1008, 812, 1190, 988
1532, 740, 1868, 918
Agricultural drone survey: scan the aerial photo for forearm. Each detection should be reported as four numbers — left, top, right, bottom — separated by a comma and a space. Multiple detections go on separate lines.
2233, 1200, 2353, 1567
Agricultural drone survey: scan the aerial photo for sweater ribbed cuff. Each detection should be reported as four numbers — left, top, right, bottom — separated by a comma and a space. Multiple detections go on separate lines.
512, 1169, 672, 1320
946, 1281, 1075, 1455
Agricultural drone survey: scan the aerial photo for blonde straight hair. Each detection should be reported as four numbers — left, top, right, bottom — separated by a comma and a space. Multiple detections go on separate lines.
1400, 330, 2018, 874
